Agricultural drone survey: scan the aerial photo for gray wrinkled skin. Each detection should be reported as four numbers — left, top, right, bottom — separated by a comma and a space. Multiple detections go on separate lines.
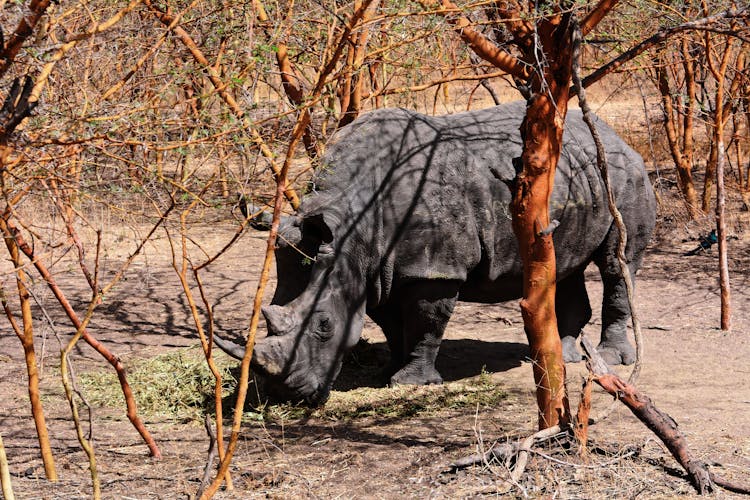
221, 101, 656, 406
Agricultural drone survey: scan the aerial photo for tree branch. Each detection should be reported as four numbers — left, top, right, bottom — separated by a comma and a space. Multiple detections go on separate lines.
580, 0, 621, 36
0, 0, 54, 77
582, 6, 750, 89
414, 0, 529, 81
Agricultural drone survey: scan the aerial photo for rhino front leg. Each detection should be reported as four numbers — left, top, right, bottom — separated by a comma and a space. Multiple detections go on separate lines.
368, 304, 406, 381
389, 281, 460, 386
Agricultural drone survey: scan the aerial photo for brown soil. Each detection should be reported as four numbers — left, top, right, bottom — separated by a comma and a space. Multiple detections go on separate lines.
1, 178, 749, 499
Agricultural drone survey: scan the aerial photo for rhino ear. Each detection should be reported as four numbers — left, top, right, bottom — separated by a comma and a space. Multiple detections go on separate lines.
277, 217, 302, 248
303, 212, 335, 244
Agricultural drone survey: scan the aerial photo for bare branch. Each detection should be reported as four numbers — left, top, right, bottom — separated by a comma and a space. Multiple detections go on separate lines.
414, 0, 529, 81
582, 6, 750, 89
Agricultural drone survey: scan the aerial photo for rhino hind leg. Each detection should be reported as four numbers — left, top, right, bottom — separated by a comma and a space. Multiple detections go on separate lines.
389, 281, 460, 386
593, 226, 641, 366
555, 269, 592, 363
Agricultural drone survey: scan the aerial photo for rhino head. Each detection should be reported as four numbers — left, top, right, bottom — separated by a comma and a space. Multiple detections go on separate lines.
217, 202, 367, 406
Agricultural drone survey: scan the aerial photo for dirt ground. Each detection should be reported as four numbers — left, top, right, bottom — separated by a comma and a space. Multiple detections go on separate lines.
1, 172, 750, 499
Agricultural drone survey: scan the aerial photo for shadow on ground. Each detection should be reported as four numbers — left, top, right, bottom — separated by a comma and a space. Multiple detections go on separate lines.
333, 338, 527, 392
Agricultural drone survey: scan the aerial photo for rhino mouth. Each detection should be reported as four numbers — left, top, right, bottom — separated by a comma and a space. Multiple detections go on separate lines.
278, 371, 332, 407
260, 378, 331, 407
302, 384, 331, 407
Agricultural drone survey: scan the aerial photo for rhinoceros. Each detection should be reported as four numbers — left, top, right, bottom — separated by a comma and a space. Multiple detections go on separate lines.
216, 101, 656, 406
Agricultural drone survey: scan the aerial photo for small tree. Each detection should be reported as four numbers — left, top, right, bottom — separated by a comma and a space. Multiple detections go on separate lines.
422, 0, 624, 429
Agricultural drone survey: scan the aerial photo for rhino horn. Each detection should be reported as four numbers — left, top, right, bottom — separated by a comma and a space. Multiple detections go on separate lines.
251, 335, 291, 378
277, 218, 302, 248
237, 195, 287, 231
262, 304, 297, 336
212, 333, 246, 360
212, 333, 289, 378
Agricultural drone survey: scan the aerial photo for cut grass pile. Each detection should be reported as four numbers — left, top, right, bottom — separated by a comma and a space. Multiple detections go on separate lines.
79, 341, 508, 426
256, 369, 510, 422
79, 346, 236, 422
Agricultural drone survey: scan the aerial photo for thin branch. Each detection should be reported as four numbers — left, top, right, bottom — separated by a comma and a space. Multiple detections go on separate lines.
571, 19, 644, 386
362, 69, 512, 98
2, 208, 170, 458
0, 0, 54, 77
60, 296, 101, 499
100, 0, 203, 101
197, 414, 218, 498
0, 433, 14, 500
582, 6, 750, 89
28, 0, 145, 104
413, 0, 530, 81
144, 0, 301, 209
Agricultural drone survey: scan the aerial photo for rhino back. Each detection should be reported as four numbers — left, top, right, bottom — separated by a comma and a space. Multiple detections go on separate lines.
306, 102, 653, 306
310, 106, 522, 299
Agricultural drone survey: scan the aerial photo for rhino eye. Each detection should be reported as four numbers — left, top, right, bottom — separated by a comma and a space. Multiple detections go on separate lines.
312, 314, 334, 341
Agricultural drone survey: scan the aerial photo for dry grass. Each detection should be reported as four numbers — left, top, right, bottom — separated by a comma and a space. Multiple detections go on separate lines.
78, 347, 237, 423
78, 344, 509, 425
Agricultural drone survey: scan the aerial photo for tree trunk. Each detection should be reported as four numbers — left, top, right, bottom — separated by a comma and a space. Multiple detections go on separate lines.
704, 32, 733, 330
716, 132, 731, 330
511, 7, 575, 430
656, 50, 700, 217
702, 139, 717, 213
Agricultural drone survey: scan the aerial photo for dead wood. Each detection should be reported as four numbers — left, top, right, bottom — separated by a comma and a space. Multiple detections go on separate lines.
573, 374, 593, 453
449, 425, 565, 476
580, 336, 750, 495
197, 414, 219, 498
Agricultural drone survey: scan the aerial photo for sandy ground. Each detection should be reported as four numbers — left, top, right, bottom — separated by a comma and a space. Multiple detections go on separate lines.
1, 187, 749, 498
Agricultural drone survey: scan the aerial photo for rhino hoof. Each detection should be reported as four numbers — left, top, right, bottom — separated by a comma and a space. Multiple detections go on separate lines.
561, 336, 583, 363
390, 366, 443, 386
597, 341, 636, 366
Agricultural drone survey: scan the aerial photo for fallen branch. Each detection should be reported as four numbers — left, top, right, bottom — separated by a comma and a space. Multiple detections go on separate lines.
450, 425, 565, 478
580, 336, 750, 495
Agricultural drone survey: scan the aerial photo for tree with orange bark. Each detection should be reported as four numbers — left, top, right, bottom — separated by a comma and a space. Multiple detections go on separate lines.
419, 0, 626, 430
421, 0, 750, 430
